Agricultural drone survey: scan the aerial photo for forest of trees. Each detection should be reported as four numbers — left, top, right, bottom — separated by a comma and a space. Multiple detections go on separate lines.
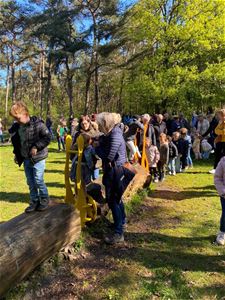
0, 0, 225, 124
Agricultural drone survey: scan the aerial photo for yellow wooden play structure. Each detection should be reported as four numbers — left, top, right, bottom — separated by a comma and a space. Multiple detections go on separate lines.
64, 134, 97, 227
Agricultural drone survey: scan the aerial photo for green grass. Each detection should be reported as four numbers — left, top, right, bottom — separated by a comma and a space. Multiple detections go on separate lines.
84, 160, 225, 300
1, 147, 225, 299
0, 143, 66, 222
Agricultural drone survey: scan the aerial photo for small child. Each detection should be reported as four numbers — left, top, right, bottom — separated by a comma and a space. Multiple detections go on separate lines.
167, 136, 178, 175
158, 133, 169, 182
172, 131, 182, 173
179, 128, 190, 171
9, 101, 51, 212
192, 133, 202, 159
214, 156, 225, 245
201, 138, 212, 159
146, 137, 160, 183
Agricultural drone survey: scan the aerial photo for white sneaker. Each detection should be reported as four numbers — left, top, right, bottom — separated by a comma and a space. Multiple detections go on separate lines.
216, 231, 225, 245
209, 169, 215, 174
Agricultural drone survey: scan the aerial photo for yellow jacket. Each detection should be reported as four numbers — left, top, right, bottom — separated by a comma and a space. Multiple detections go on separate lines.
215, 121, 225, 142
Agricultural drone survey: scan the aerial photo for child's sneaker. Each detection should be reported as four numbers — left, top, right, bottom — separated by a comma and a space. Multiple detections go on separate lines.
216, 231, 225, 245
25, 201, 39, 213
37, 198, 49, 211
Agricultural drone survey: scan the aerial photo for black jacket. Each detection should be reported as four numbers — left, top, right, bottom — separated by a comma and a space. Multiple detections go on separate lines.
124, 120, 144, 141
169, 141, 178, 159
9, 116, 51, 166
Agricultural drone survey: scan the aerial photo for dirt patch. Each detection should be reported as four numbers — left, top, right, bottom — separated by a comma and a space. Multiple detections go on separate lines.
6, 184, 182, 300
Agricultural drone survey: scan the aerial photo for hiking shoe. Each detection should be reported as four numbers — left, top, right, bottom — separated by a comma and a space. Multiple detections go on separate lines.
216, 232, 225, 245
104, 233, 124, 245
37, 198, 49, 211
25, 202, 39, 213
209, 169, 215, 174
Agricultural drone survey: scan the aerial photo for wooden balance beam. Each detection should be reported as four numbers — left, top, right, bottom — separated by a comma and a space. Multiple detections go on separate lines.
0, 202, 81, 296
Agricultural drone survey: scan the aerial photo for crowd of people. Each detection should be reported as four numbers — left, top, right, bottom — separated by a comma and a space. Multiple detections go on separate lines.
6, 101, 225, 246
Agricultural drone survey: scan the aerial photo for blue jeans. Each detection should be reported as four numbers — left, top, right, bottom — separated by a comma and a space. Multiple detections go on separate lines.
57, 136, 65, 150
168, 158, 175, 174
24, 159, 49, 203
202, 151, 210, 159
187, 148, 193, 166
108, 200, 126, 235
175, 156, 181, 173
220, 197, 225, 232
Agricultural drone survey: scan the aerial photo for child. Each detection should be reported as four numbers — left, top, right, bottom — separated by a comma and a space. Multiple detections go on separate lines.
172, 131, 182, 173
214, 156, 225, 245
181, 128, 193, 168
167, 135, 178, 175
192, 133, 202, 159
145, 137, 160, 183
179, 128, 190, 171
9, 101, 51, 212
201, 138, 212, 159
158, 133, 169, 181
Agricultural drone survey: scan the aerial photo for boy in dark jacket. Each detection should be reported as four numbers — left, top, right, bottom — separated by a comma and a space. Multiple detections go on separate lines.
167, 135, 178, 175
9, 101, 51, 212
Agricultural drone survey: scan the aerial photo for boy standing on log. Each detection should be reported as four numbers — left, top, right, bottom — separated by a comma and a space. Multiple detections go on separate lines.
9, 101, 51, 213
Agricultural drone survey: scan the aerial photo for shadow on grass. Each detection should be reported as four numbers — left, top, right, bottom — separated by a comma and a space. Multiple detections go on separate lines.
45, 169, 64, 174
83, 230, 225, 299
150, 189, 217, 201
0, 192, 64, 203
46, 182, 65, 188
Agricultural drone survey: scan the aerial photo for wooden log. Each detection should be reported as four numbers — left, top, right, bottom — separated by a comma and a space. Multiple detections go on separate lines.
0, 202, 81, 296
123, 163, 149, 201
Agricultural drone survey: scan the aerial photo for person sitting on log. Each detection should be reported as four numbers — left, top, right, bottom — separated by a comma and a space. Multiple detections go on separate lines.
9, 101, 51, 212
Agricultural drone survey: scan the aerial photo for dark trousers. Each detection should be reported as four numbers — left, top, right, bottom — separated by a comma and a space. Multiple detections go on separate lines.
157, 161, 165, 180
150, 167, 158, 179
214, 142, 225, 169
108, 200, 126, 235
104, 169, 126, 235
220, 197, 225, 232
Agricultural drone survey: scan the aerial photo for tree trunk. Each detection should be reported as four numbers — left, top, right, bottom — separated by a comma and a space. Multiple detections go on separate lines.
11, 46, 16, 102
0, 202, 81, 297
45, 60, 52, 117
65, 59, 74, 117
84, 72, 91, 114
5, 64, 10, 117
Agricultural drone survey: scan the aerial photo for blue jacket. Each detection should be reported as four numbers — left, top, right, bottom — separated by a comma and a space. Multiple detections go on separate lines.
96, 124, 127, 167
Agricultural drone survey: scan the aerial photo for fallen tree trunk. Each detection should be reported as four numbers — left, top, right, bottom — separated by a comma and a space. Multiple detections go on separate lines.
0, 202, 81, 297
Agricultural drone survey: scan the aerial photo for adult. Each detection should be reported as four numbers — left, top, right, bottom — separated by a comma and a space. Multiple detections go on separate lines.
170, 116, 181, 134
141, 114, 156, 146
95, 113, 133, 245
70, 115, 100, 186
153, 114, 167, 148
197, 114, 210, 136
124, 115, 144, 162
179, 113, 190, 131
164, 112, 173, 136
213, 109, 225, 171
46, 115, 54, 139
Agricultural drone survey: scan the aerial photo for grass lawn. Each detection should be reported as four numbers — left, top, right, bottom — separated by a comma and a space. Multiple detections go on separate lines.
1, 145, 225, 299
0, 142, 66, 222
